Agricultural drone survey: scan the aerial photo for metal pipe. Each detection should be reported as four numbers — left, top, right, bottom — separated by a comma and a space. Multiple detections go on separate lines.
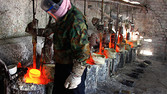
110, 4, 112, 20
101, 0, 104, 23
32, 0, 36, 21
84, 0, 86, 15
126, 6, 129, 17
132, 8, 134, 23
81, 0, 144, 8
32, 0, 37, 69
114, 3, 119, 50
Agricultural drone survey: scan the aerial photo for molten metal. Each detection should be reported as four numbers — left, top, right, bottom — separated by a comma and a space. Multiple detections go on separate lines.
24, 68, 52, 85
29, 69, 41, 78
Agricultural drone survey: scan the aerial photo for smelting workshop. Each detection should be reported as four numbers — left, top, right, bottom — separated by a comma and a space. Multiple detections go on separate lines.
0, 0, 167, 94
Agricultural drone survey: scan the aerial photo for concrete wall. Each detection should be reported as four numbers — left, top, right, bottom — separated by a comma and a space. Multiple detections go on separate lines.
0, 0, 48, 39
0, 0, 111, 66
0, 0, 101, 39
0, 0, 166, 62
133, 0, 167, 61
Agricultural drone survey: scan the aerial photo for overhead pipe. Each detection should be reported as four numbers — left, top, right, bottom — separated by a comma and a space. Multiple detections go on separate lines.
82, 0, 144, 9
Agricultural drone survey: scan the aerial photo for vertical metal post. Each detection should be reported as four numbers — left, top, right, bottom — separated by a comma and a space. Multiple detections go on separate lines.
110, 4, 112, 20
114, 3, 119, 50
101, 0, 104, 23
84, 0, 86, 16
32, 0, 37, 69
132, 8, 134, 23
126, 6, 129, 17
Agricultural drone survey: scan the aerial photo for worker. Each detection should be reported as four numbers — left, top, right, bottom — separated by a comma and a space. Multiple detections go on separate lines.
25, 0, 91, 94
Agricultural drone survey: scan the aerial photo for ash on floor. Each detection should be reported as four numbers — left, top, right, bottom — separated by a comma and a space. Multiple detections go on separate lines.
92, 58, 167, 94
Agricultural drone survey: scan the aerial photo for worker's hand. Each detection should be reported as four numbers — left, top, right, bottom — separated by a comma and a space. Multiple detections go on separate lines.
64, 61, 86, 89
64, 72, 81, 89
25, 19, 38, 36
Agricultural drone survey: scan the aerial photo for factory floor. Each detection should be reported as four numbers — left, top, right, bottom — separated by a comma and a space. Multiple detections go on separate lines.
94, 58, 167, 94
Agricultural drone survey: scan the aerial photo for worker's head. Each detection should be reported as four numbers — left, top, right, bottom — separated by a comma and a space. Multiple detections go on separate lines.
41, 0, 71, 20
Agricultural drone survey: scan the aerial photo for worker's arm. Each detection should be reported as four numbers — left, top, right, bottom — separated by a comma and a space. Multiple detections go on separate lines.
25, 21, 55, 64
64, 22, 90, 89
25, 20, 55, 38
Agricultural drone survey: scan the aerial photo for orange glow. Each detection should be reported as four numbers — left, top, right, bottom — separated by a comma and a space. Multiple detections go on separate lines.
108, 33, 120, 52
24, 67, 52, 85
86, 55, 95, 65
116, 45, 120, 52
29, 69, 41, 78
129, 42, 134, 48
117, 34, 123, 44
126, 40, 134, 48
99, 42, 102, 54
109, 34, 112, 48
103, 50, 109, 58
17, 62, 22, 68
117, 35, 120, 44
99, 33, 103, 54
33, 42, 37, 69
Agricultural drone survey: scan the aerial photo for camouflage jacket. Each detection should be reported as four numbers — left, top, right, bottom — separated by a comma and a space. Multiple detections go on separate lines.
44, 4, 90, 66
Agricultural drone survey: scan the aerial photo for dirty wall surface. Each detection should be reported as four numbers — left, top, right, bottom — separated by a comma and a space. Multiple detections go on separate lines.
0, 0, 48, 39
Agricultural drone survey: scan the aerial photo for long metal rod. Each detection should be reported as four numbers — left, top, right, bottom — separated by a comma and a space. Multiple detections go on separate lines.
33, 0, 36, 21
114, 3, 119, 50
32, 0, 37, 69
132, 8, 134, 23
110, 4, 112, 20
126, 6, 128, 17
84, 0, 86, 15
101, 0, 104, 22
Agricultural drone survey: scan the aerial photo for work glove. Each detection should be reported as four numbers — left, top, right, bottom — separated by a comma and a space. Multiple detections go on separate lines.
64, 62, 86, 89
25, 19, 38, 36
64, 72, 81, 89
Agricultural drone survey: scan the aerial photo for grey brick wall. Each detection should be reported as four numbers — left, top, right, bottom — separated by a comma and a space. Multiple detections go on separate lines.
133, 0, 167, 61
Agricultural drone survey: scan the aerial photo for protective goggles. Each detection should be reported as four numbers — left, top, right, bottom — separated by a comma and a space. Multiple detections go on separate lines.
41, 0, 63, 20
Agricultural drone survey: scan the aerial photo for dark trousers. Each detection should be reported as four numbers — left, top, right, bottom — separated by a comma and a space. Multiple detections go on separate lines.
52, 64, 87, 94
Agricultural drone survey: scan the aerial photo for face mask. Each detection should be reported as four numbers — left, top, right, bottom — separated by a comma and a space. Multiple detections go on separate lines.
41, 0, 71, 20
